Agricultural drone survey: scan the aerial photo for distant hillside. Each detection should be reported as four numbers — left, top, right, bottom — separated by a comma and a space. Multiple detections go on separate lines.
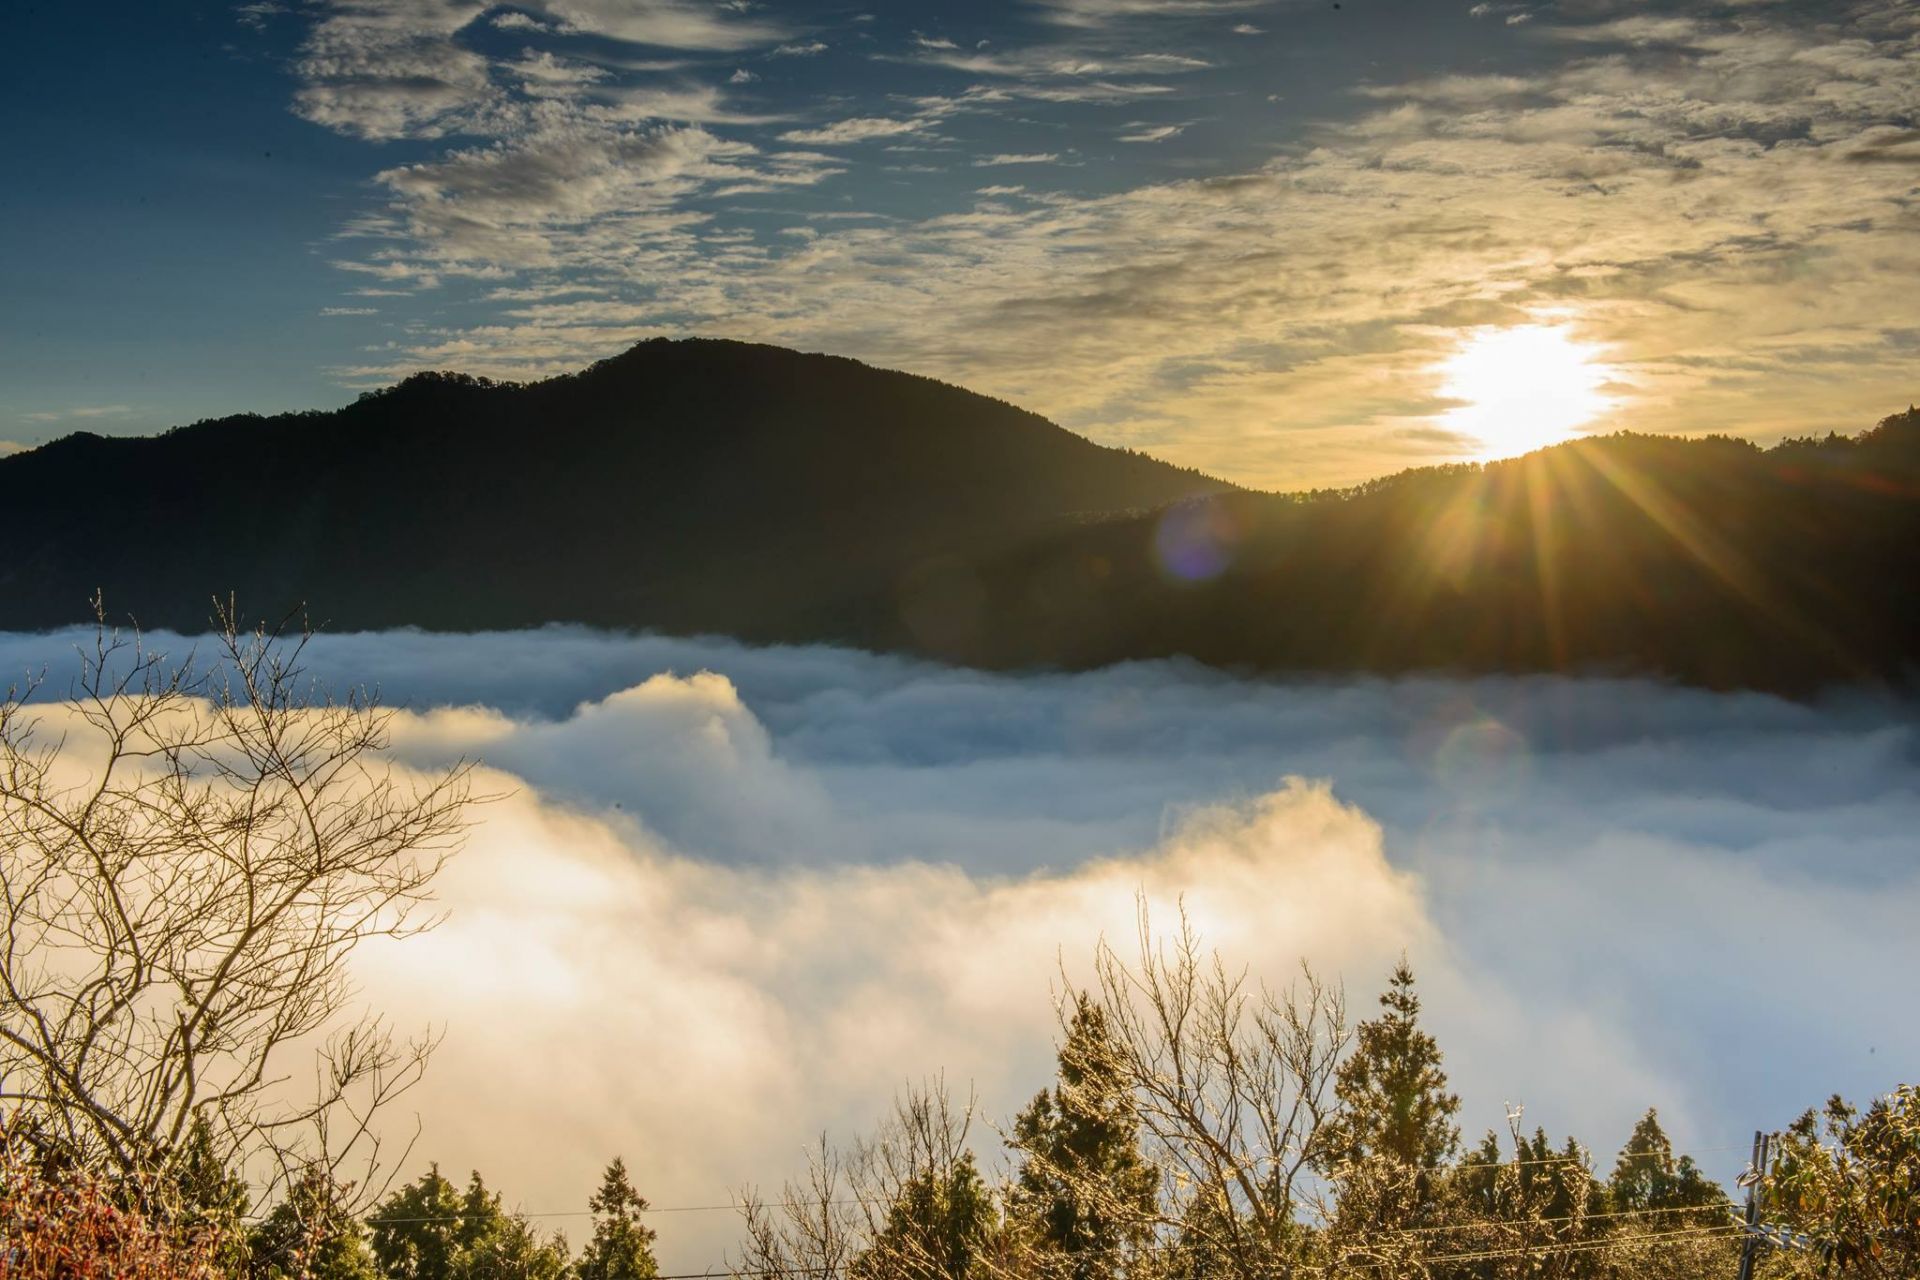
0, 339, 1221, 636
886, 410, 1920, 694
2, 340, 1915, 693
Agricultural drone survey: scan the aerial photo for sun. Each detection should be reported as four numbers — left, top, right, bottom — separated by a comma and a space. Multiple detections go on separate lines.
1437, 323, 1615, 458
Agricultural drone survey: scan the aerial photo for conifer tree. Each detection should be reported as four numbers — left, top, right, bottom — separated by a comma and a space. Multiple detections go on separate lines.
858, 1151, 997, 1280
168, 1114, 252, 1274
1323, 960, 1461, 1171
577, 1158, 660, 1280
370, 1165, 468, 1280
249, 1165, 380, 1280
1009, 998, 1159, 1280
451, 1209, 571, 1280
1608, 1110, 1721, 1214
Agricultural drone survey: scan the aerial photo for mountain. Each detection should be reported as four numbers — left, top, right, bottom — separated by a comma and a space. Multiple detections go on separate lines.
0, 339, 1221, 637
2, 339, 1916, 694
924, 415, 1920, 694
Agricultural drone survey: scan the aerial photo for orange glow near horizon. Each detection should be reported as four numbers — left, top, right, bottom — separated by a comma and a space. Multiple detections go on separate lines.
1438, 323, 1617, 459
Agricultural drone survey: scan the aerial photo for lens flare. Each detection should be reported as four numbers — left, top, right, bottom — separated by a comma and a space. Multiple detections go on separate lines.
1153, 497, 1241, 583
1438, 323, 1616, 458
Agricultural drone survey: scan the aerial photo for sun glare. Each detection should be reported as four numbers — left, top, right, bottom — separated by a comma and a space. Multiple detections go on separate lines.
1438, 323, 1614, 458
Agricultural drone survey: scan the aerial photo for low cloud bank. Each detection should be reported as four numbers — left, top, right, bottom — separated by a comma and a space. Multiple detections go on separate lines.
1, 627, 1914, 1267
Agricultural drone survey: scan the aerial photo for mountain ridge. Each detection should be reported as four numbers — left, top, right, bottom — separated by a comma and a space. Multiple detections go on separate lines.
3, 339, 1917, 695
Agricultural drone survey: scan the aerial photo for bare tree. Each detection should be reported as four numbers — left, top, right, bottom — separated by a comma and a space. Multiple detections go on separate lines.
1078, 902, 1352, 1279
735, 1079, 999, 1280
0, 603, 471, 1215
737, 1135, 862, 1280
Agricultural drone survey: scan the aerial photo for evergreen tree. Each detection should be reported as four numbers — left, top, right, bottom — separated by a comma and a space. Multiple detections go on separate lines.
1324, 960, 1461, 1171
1440, 1128, 1609, 1280
1608, 1110, 1722, 1215
456, 1172, 506, 1256
249, 1166, 380, 1280
369, 1164, 467, 1280
857, 1151, 998, 1280
167, 1114, 252, 1274
1009, 997, 1159, 1280
576, 1158, 660, 1280
451, 1213, 571, 1280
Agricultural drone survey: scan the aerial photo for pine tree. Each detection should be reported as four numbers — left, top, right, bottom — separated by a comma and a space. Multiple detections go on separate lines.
1009, 998, 1159, 1280
248, 1165, 380, 1280
576, 1158, 660, 1280
456, 1172, 506, 1255
857, 1151, 998, 1280
369, 1164, 466, 1280
1609, 1110, 1723, 1214
1324, 960, 1461, 1171
167, 1115, 252, 1274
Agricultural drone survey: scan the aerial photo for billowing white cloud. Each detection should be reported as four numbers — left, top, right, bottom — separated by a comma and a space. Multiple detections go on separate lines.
355, 769, 1430, 1264
1, 624, 1911, 1271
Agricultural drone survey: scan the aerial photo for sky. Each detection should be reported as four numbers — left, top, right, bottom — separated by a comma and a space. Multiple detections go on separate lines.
3, 0, 1915, 487
3, 626, 1915, 1265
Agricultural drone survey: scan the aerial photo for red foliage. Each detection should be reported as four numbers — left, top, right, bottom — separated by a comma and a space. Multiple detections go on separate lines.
0, 1132, 229, 1280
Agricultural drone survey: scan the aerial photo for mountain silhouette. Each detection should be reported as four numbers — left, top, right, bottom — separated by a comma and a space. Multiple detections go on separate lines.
2, 339, 1916, 694
0, 340, 1221, 638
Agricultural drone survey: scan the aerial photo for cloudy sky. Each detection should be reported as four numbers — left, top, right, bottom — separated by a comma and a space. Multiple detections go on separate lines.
5, 627, 1915, 1266
4, 0, 1915, 485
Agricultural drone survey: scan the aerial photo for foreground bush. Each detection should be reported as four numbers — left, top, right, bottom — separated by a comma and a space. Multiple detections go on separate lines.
0, 1125, 228, 1279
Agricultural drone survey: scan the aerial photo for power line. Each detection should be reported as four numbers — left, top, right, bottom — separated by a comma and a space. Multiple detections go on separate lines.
350, 1143, 1757, 1225
650, 1221, 1743, 1280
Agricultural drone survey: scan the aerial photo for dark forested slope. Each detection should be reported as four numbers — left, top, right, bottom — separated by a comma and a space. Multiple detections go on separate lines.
2, 338, 1915, 693
0, 339, 1220, 636
905, 413, 1920, 693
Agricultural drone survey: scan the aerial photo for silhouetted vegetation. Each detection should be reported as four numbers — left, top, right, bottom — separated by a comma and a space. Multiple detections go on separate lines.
10, 944, 1909, 1278
927, 408, 1920, 694
0, 340, 1219, 643
1, 341, 1913, 694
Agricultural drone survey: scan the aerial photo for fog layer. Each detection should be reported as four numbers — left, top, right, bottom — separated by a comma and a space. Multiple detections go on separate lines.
1, 627, 1913, 1267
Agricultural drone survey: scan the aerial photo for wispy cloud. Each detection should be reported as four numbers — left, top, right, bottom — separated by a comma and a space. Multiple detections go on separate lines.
780, 116, 928, 145
490, 12, 549, 33
306, 0, 1920, 489
21, 404, 134, 424
288, 0, 787, 142
233, 1, 286, 31
1032, 0, 1270, 29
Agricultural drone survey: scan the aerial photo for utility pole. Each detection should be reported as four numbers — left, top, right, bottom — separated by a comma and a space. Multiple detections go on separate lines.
1735, 1129, 1771, 1280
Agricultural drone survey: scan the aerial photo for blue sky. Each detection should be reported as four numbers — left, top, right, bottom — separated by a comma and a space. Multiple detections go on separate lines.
4, 0, 1915, 486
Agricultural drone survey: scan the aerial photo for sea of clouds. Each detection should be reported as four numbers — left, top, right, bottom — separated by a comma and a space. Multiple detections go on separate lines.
1, 626, 1914, 1267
